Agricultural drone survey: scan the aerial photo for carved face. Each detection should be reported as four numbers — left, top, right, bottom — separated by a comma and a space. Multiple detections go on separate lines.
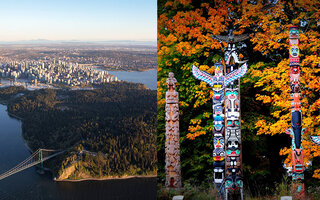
213, 90, 224, 102
213, 168, 224, 183
291, 66, 299, 74
214, 137, 225, 149
290, 44, 299, 57
290, 83, 300, 93
289, 28, 299, 38
213, 148, 225, 161
213, 126, 224, 136
214, 105, 223, 115
227, 139, 239, 149
214, 120, 224, 131
226, 90, 238, 99
226, 147, 240, 157
225, 176, 242, 190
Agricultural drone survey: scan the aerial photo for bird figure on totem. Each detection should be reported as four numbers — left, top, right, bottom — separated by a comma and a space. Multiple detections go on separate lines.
211, 29, 250, 44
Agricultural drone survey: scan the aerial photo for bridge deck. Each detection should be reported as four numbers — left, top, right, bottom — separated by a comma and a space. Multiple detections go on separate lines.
0, 149, 65, 180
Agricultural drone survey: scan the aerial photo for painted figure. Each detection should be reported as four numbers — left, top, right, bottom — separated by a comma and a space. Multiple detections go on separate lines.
223, 44, 246, 200
285, 26, 306, 199
192, 44, 247, 200
165, 72, 182, 189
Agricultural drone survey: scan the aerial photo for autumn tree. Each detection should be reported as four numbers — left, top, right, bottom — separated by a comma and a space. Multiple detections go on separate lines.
238, 0, 320, 180
158, 0, 320, 193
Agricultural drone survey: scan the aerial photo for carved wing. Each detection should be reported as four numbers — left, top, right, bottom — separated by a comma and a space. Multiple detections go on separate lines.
211, 34, 250, 43
224, 63, 248, 86
192, 65, 214, 87
211, 35, 229, 42
310, 136, 320, 145
233, 34, 250, 43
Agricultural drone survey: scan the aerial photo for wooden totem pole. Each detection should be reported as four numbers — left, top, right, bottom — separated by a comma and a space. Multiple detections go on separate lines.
192, 49, 247, 198
224, 43, 246, 200
165, 72, 182, 189
285, 26, 307, 199
193, 61, 226, 193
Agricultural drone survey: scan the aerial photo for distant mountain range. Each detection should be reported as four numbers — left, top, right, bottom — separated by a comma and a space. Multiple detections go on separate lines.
0, 39, 156, 46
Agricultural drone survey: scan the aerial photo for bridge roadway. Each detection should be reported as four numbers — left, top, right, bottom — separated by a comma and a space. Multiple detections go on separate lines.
0, 149, 65, 181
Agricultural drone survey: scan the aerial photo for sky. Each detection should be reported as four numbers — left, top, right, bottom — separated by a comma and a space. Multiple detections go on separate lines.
0, 0, 156, 42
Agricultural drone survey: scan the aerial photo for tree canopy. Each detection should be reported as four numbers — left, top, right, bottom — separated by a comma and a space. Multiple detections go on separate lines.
157, 0, 320, 193
0, 83, 157, 179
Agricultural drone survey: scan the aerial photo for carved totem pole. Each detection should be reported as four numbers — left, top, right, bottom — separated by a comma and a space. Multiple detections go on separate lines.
224, 43, 246, 200
165, 72, 182, 189
285, 26, 307, 199
193, 61, 226, 191
192, 46, 247, 198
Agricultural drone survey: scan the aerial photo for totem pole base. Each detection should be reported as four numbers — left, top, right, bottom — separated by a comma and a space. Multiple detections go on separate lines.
224, 190, 243, 200
292, 182, 305, 200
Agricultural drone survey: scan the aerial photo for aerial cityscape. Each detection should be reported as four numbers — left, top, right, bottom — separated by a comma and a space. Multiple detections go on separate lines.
0, 43, 157, 199
0, 0, 157, 199
0, 44, 156, 88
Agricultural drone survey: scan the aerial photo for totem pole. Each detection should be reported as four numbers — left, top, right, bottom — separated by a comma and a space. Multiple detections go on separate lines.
193, 61, 226, 191
165, 72, 182, 189
285, 26, 307, 198
224, 44, 245, 200
192, 52, 247, 197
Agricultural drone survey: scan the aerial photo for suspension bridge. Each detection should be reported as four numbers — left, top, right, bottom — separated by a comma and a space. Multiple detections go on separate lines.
0, 149, 65, 181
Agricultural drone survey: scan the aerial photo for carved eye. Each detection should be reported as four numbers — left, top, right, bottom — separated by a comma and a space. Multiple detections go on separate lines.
219, 138, 224, 144
227, 121, 232, 126
236, 180, 243, 187
225, 180, 232, 187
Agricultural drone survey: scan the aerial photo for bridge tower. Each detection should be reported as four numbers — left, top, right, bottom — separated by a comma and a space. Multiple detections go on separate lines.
38, 149, 44, 174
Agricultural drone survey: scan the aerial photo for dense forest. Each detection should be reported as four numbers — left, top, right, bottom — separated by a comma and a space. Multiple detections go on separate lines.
157, 0, 320, 197
0, 82, 156, 179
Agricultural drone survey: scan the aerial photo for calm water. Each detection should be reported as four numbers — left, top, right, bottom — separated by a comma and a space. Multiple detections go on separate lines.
0, 104, 156, 200
108, 69, 157, 90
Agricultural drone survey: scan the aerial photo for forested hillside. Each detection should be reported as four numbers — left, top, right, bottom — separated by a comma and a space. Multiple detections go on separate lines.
0, 82, 156, 179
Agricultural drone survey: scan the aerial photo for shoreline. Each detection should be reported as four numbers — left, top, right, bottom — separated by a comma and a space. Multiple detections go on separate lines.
7, 111, 23, 121
6, 110, 35, 153
109, 68, 156, 72
95, 66, 156, 72
55, 175, 157, 182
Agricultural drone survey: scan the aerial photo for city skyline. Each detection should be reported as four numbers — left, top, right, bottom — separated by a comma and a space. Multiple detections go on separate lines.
0, 0, 156, 42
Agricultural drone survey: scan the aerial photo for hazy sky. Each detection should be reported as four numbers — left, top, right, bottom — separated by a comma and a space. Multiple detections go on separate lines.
0, 0, 156, 41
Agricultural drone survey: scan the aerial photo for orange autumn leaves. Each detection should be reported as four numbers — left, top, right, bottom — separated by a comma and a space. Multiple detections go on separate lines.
158, 1, 231, 142
245, 1, 320, 177
158, 0, 320, 178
